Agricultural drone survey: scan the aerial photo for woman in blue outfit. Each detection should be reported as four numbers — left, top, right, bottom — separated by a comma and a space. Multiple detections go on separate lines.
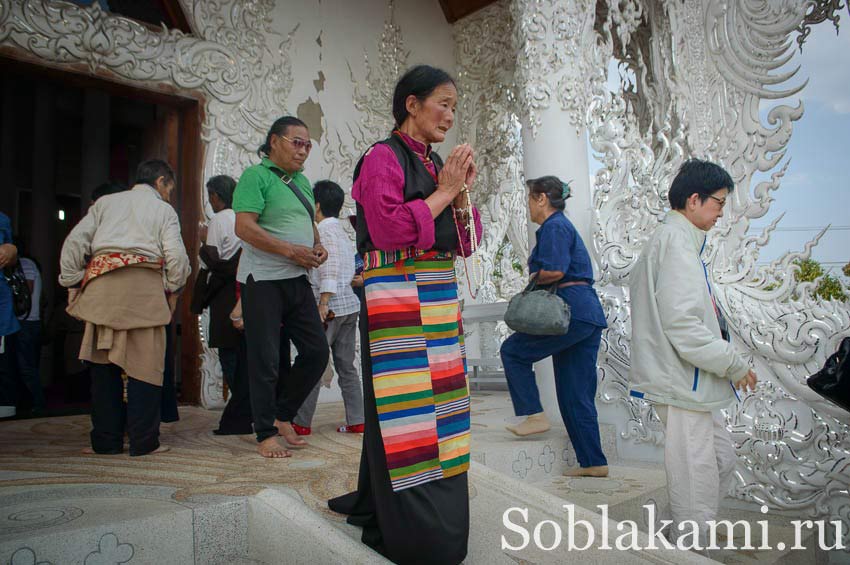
499, 175, 609, 477
0, 212, 21, 418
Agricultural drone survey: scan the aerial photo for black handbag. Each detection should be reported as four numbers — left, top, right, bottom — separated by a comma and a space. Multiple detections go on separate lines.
504, 280, 571, 336
4, 262, 31, 319
807, 337, 850, 413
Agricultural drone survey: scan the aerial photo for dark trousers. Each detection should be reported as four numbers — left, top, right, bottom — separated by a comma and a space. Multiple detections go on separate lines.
89, 363, 161, 456
160, 323, 179, 423
500, 320, 608, 468
242, 275, 328, 442
14, 321, 44, 411
0, 333, 17, 411
215, 339, 251, 435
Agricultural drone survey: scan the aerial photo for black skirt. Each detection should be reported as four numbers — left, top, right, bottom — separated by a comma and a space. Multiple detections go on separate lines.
328, 302, 469, 565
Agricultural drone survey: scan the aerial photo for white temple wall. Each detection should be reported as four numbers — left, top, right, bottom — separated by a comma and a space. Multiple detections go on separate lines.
263, 0, 458, 192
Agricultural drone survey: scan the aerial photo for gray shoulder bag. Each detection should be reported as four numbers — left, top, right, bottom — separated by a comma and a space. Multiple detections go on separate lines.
504, 280, 571, 335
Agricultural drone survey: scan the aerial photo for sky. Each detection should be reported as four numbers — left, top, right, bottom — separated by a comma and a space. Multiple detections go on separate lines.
753, 22, 850, 270
588, 21, 849, 273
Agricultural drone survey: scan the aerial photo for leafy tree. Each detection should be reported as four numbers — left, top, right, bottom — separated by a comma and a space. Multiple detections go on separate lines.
794, 258, 847, 302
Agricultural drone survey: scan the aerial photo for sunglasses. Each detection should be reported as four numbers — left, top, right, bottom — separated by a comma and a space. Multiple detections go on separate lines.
280, 135, 313, 152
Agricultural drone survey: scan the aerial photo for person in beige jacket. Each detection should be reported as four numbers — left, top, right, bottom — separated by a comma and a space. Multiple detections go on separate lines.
60, 159, 190, 456
629, 159, 757, 547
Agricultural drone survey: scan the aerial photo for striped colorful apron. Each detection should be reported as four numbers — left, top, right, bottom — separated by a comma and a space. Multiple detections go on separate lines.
363, 248, 471, 491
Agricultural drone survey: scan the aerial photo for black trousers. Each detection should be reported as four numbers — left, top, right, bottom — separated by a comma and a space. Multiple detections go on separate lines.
242, 275, 328, 442
89, 363, 161, 456
161, 322, 179, 423
214, 331, 293, 436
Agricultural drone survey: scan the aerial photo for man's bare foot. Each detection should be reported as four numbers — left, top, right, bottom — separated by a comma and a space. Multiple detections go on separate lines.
258, 436, 292, 458
274, 420, 308, 447
150, 445, 171, 454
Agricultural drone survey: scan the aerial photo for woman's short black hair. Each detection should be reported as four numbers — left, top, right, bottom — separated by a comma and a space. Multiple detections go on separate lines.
135, 159, 175, 187
668, 159, 735, 210
527, 175, 570, 212
91, 181, 127, 202
257, 116, 308, 159
392, 65, 456, 128
206, 175, 237, 209
314, 180, 345, 219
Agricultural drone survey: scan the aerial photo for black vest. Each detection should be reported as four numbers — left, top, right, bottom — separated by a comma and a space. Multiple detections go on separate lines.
353, 134, 458, 255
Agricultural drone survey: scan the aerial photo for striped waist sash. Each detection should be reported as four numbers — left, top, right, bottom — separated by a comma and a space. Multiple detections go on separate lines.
363, 251, 471, 491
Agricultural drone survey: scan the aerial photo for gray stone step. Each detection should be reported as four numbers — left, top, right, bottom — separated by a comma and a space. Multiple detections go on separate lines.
468, 392, 832, 564
470, 390, 620, 482
0, 484, 386, 565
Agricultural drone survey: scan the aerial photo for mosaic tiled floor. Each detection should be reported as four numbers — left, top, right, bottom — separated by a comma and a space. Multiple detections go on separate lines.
0, 404, 360, 520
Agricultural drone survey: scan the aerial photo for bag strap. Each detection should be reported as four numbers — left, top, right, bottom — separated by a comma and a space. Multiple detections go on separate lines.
270, 167, 315, 223
524, 279, 558, 294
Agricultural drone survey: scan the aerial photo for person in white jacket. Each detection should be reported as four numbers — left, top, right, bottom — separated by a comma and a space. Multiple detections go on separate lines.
629, 159, 757, 546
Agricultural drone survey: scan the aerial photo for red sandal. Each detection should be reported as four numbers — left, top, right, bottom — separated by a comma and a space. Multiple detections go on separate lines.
291, 424, 312, 436
337, 423, 364, 433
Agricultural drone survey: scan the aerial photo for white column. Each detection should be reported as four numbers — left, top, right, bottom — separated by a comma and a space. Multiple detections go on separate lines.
520, 111, 593, 420
513, 0, 597, 420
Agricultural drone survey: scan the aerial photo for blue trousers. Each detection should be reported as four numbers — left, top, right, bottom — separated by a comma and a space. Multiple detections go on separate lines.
500, 320, 607, 468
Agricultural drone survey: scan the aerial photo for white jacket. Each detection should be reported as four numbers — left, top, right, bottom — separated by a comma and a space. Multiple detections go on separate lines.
628, 211, 749, 412
59, 184, 191, 293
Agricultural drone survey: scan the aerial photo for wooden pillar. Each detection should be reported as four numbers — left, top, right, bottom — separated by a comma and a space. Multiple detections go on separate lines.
0, 80, 17, 222
31, 85, 56, 310
80, 89, 110, 210
178, 101, 203, 404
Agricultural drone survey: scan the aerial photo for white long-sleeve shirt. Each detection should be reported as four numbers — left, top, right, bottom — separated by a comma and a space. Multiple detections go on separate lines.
59, 184, 191, 292
309, 217, 359, 317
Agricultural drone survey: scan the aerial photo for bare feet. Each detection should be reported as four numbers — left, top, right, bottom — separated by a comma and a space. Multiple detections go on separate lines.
258, 436, 292, 458
563, 465, 609, 477
274, 419, 308, 447
150, 445, 171, 454
81, 447, 94, 454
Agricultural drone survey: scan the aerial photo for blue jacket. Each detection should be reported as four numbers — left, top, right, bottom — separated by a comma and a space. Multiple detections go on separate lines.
0, 213, 20, 337
528, 212, 607, 328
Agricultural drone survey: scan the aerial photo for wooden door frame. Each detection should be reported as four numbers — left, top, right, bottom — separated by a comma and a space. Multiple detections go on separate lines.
0, 55, 206, 404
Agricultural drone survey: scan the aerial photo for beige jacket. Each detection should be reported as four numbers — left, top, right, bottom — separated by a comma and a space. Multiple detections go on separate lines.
59, 184, 190, 292
628, 211, 749, 412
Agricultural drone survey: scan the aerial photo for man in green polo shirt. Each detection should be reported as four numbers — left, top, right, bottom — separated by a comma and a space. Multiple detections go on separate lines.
233, 116, 330, 458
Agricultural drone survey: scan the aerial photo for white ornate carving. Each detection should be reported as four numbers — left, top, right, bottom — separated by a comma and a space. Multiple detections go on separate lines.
511, 0, 598, 137
454, 0, 528, 303
322, 0, 408, 199
0, 0, 291, 407
584, 0, 850, 532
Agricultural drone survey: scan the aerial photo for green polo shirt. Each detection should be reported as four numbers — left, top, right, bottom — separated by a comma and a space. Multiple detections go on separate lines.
232, 158, 315, 282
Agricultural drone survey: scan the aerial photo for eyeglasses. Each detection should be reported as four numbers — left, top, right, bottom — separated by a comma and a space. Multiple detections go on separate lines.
708, 195, 727, 208
280, 135, 313, 152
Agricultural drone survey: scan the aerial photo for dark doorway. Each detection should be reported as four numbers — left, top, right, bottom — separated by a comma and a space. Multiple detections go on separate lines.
0, 60, 203, 417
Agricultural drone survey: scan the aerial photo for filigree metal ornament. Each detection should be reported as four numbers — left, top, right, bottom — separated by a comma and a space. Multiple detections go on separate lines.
578, 0, 850, 534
